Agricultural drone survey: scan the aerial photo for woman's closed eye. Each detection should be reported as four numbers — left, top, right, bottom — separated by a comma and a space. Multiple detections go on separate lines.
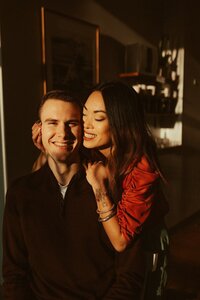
94, 113, 107, 121
94, 117, 105, 121
82, 111, 107, 122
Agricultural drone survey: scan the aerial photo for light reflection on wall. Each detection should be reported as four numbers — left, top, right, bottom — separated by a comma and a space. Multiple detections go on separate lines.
0, 26, 7, 284
0, 33, 7, 195
159, 48, 184, 148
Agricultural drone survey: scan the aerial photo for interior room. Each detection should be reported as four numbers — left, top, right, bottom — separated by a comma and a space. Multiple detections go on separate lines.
0, 0, 200, 298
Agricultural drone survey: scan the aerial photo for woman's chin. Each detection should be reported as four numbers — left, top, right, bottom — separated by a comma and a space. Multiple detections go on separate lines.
83, 140, 95, 149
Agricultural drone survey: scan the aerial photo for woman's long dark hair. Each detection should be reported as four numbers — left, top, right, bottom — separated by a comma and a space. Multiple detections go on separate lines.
90, 81, 164, 196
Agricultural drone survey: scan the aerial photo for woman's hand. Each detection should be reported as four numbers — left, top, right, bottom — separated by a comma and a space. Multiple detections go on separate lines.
32, 121, 44, 152
85, 161, 108, 189
31, 121, 47, 171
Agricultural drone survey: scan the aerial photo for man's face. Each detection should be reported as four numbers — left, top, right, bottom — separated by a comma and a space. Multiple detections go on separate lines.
40, 99, 82, 163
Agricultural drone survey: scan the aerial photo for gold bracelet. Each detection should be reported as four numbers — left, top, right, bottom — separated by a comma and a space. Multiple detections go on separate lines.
98, 210, 117, 222
96, 203, 116, 215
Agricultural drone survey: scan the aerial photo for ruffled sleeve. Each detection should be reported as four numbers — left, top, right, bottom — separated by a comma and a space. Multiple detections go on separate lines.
117, 156, 159, 241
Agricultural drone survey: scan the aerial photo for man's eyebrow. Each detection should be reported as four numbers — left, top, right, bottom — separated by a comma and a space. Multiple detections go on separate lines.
44, 118, 58, 122
44, 118, 80, 123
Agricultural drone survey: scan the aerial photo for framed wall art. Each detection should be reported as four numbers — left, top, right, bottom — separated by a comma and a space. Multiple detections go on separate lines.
41, 7, 99, 95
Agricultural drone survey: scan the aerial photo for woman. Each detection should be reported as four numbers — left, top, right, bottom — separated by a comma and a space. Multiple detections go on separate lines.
82, 81, 168, 252
32, 81, 168, 252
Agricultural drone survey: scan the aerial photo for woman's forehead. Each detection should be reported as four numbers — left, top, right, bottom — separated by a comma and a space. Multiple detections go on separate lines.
84, 91, 106, 111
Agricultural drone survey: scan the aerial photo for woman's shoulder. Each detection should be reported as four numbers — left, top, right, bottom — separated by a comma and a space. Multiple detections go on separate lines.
123, 156, 159, 188
136, 155, 155, 172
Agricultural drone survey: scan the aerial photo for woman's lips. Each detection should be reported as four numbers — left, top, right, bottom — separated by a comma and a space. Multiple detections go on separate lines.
84, 132, 96, 140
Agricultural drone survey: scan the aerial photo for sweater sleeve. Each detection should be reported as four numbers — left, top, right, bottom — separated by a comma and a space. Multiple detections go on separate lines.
117, 156, 159, 242
2, 187, 36, 300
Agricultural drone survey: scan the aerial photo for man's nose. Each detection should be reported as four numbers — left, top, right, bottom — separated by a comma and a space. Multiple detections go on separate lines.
57, 124, 70, 138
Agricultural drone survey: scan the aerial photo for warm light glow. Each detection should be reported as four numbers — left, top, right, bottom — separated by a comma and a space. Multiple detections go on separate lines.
160, 121, 182, 147
154, 47, 184, 148
41, 7, 47, 95
96, 27, 100, 84
176, 48, 184, 114
0, 31, 7, 196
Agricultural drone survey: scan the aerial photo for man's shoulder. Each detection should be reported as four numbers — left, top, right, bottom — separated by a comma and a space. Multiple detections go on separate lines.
7, 165, 48, 194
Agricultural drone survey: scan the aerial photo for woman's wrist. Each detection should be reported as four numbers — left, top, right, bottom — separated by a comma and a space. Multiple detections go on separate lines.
93, 186, 115, 216
96, 203, 116, 214
93, 187, 107, 202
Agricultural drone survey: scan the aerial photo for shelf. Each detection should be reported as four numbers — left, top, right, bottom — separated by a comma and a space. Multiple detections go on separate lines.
118, 45, 183, 150
119, 72, 169, 85
158, 145, 182, 154
140, 94, 178, 115
119, 72, 178, 87
145, 113, 181, 128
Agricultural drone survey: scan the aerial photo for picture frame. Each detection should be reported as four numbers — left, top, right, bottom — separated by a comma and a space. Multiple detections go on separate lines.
41, 7, 99, 95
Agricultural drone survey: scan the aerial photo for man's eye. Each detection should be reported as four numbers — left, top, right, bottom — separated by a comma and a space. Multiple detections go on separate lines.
47, 121, 57, 125
68, 122, 79, 127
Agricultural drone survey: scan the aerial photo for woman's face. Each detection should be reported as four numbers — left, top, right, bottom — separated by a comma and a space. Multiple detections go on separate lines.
83, 91, 112, 157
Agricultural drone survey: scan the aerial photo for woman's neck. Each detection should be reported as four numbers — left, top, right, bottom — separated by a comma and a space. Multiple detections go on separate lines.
99, 147, 110, 159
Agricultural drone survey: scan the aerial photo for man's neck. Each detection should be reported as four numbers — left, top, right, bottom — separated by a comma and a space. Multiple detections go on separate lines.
48, 157, 80, 186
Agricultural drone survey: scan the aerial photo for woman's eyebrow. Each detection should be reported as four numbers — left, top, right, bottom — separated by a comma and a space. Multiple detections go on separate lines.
93, 110, 106, 114
83, 105, 106, 114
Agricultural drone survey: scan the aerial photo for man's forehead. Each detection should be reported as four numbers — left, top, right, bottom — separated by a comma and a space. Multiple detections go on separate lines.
40, 99, 81, 117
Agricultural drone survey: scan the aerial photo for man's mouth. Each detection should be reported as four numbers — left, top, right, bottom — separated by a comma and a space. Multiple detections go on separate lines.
53, 141, 74, 147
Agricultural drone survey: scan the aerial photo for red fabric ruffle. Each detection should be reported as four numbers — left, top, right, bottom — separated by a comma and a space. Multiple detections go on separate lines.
117, 156, 159, 241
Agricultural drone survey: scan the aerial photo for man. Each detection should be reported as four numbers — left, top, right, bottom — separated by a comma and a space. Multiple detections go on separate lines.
3, 90, 147, 300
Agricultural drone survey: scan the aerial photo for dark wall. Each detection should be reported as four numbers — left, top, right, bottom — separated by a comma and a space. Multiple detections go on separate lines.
0, 1, 43, 183
100, 35, 125, 81
95, 0, 164, 45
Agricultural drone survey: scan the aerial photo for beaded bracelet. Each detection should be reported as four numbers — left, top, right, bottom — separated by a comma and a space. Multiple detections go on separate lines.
96, 203, 116, 215
98, 210, 117, 223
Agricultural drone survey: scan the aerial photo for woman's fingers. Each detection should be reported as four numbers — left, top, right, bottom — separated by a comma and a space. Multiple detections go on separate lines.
32, 121, 44, 151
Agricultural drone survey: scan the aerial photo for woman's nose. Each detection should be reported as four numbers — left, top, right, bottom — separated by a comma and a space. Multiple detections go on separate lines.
83, 117, 93, 129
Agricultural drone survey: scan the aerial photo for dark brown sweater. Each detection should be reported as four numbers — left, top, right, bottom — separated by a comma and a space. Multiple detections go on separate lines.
2, 164, 145, 300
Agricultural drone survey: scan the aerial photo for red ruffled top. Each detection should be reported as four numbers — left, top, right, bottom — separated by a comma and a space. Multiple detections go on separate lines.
117, 156, 160, 241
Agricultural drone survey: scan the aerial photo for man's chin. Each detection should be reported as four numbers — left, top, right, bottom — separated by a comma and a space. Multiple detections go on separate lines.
54, 154, 71, 162
54, 152, 80, 163
47, 153, 68, 162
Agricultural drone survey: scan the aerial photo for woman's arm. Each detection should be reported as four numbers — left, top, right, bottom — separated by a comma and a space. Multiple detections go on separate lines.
85, 162, 128, 252
85, 157, 160, 252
